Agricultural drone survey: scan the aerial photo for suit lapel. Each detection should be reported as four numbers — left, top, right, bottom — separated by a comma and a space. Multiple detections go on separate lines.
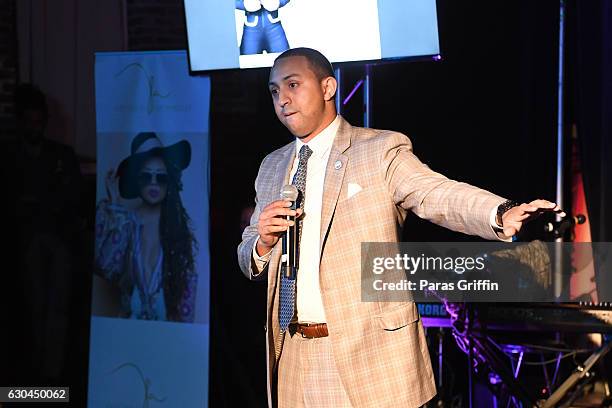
268, 142, 295, 303
319, 117, 352, 257
268, 143, 295, 367
272, 143, 296, 203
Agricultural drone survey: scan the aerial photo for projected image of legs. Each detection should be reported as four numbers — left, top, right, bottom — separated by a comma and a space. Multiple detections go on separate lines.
236, 0, 290, 55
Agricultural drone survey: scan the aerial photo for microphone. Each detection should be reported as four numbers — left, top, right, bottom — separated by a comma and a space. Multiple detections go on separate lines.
544, 214, 586, 237
280, 185, 299, 278
280, 184, 299, 210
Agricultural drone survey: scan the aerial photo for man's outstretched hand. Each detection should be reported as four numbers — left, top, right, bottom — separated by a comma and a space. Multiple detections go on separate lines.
501, 199, 565, 237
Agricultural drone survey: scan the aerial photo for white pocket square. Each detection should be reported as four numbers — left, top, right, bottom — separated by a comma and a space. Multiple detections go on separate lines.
347, 182, 363, 199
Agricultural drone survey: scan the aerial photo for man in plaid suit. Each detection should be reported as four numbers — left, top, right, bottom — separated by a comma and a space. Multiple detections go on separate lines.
238, 48, 562, 407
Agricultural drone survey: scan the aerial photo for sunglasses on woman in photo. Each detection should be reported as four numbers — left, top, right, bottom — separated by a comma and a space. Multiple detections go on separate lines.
137, 171, 169, 186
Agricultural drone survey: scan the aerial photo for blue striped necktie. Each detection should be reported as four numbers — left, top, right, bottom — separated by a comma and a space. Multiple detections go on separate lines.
279, 145, 313, 332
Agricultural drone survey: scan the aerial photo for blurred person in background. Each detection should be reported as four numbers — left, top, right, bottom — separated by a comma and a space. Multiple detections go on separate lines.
8, 83, 81, 382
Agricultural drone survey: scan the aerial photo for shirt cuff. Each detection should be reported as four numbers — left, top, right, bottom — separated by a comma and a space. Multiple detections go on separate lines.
252, 236, 272, 274
489, 205, 513, 242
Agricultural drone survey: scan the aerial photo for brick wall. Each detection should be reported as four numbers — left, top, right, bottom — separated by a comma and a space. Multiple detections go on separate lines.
0, 0, 258, 136
126, 0, 187, 51
0, 0, 17, 136
125, 0, 261, 115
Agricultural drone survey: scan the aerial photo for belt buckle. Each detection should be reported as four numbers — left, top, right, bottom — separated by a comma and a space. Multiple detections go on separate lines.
299, 323, 308, 338
298, 323, 312, 339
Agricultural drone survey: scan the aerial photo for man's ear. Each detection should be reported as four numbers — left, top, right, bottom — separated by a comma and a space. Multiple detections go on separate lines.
322, 76, 337, 101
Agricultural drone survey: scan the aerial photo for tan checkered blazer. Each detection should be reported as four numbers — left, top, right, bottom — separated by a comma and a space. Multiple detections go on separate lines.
238, 117, 505, 407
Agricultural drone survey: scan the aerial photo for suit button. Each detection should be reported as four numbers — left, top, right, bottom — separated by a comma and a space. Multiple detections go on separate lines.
264, 325, 268, 332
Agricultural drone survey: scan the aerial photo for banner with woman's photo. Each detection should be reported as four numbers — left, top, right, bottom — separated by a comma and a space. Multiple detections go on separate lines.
88, 51, 210, 407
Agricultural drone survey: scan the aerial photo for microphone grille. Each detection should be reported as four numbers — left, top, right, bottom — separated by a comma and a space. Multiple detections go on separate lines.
280, 184, 299, 201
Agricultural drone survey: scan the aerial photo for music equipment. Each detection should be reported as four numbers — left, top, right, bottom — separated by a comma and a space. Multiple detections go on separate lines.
420, 303, 612, 333
420, 302, 612, 407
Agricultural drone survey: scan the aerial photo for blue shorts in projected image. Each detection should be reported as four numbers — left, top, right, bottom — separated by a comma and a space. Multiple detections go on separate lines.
240, 20, 289, 55
236, 0, 291, 55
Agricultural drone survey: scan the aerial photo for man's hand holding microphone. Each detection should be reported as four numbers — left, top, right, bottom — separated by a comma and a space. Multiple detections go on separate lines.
256, 193, 302, 256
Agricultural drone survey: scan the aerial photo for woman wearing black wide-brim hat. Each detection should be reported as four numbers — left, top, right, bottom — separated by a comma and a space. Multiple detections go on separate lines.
94, 132, 198, 322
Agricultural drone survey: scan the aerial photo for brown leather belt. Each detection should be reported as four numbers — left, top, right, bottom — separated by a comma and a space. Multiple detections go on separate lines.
290, 322, 328, 338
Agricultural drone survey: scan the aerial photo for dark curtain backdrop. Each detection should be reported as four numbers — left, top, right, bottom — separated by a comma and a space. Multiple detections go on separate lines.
570, 0, 612, 297
207, 1, 610, 406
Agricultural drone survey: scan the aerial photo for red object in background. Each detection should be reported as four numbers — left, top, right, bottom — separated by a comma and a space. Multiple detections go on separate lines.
569, 125, 598, 303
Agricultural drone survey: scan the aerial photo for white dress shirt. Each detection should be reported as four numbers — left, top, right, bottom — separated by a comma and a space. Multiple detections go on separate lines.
253, 116, 340, 323
290, 115, 340, 323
